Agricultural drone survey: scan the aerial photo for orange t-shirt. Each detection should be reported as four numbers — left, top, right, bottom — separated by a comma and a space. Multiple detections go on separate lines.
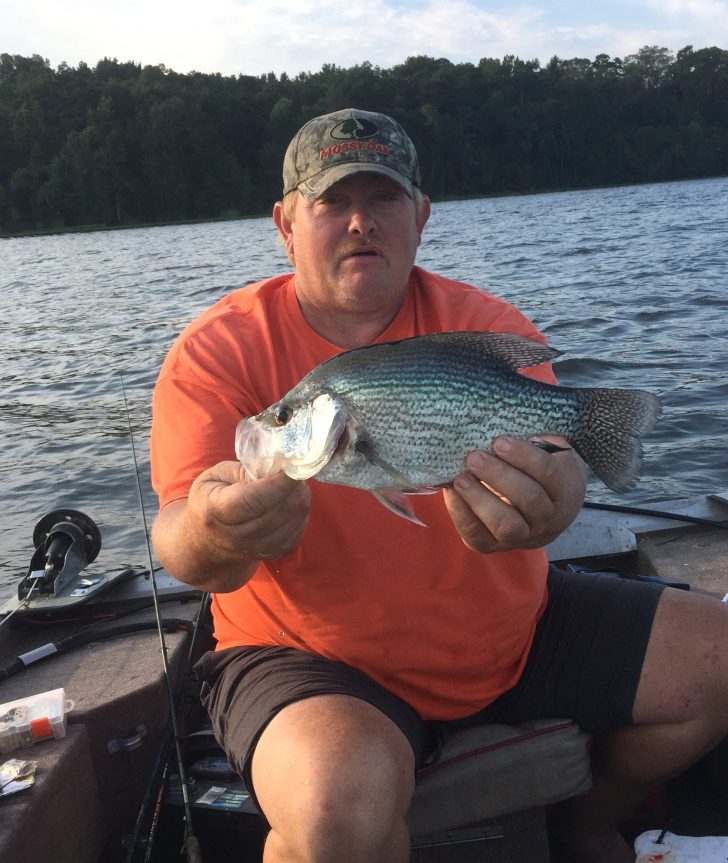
151, 266, 557, 720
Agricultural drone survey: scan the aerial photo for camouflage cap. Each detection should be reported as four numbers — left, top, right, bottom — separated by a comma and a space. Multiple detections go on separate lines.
282, 108, 421, 200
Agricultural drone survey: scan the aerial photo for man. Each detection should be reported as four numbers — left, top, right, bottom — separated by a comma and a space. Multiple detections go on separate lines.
151, 108, 728, 863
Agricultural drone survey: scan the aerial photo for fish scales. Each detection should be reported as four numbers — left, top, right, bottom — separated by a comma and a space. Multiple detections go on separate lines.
315, 361, 584, 489
291, 333, 584, 490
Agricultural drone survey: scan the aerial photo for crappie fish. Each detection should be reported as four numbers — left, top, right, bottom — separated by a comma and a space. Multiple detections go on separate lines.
235, 331, 661, 524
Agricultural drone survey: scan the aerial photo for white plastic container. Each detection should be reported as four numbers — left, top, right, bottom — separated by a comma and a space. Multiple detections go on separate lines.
635, 830, 728, 862
0, 688, 73, 754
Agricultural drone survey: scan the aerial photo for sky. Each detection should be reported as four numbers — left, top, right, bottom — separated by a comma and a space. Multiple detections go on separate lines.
2, 0, 728, 78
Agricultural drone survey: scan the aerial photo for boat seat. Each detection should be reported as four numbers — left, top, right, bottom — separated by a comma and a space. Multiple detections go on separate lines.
407, 717, 592, 853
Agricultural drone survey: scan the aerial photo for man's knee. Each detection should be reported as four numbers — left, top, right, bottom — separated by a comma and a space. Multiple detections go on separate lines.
635, 587, 728, 727
274, 780, 409, 861
251, 695, 415, 859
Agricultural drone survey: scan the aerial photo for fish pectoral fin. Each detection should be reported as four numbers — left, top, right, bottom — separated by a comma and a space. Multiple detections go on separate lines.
530, 439, 572, 454
372, 489, 428, 527
354, 438, 417, 488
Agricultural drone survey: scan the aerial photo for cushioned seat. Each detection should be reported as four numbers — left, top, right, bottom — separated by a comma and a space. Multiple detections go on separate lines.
407, 718, 592, 841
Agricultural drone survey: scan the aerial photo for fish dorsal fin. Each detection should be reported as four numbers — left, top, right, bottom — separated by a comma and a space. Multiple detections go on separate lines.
317, 330, 560, 375
445, 331, 562, 371
354, 438, 417, 488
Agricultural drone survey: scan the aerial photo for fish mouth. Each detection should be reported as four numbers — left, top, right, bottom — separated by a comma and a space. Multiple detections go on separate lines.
235, 420, 282, 479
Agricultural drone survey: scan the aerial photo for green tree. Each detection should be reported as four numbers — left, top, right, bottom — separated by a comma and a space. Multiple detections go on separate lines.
2, 47, 728, 234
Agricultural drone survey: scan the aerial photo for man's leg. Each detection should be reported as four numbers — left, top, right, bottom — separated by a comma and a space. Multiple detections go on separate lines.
252, 694, 416, 863
551, 587, 728, 863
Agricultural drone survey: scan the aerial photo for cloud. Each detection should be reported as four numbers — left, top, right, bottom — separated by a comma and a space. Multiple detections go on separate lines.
642, 0, 728, 50
650, 0, 728, 19
2, 0, 727, 77
391, 1, 546, 60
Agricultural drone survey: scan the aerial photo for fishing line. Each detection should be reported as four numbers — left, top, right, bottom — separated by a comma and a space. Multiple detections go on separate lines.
0, 578, 41, 631
120, 373, 203, 863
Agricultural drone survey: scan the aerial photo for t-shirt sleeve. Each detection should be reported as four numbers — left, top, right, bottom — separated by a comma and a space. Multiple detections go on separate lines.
150, 328, 259, 510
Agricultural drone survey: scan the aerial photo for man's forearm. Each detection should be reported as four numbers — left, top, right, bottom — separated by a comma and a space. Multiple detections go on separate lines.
152, 499, 259, 593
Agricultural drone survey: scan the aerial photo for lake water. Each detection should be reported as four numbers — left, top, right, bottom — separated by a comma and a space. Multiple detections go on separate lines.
1, 177, 727, 605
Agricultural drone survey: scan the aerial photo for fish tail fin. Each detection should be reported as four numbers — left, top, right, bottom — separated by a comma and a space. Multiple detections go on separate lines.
570, 389, 662, 492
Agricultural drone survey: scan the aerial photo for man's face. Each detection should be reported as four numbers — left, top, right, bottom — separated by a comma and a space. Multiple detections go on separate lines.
275, 173, 430, 330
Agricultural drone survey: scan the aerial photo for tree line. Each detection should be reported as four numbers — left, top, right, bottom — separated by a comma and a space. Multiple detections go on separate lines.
1, 45, 727, 234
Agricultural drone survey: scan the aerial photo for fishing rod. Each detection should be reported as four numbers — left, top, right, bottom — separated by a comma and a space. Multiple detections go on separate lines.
0, 617, 193, 681
120, 374, 203, 863
123, 593, 212, 863
583, 500, 728, 529
143, 592, 211, 863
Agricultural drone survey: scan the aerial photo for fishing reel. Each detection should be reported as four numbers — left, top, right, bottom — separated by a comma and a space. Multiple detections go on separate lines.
19, 509, 102, 599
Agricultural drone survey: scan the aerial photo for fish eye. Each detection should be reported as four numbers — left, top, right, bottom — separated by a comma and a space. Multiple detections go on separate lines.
273, 404, 293, 426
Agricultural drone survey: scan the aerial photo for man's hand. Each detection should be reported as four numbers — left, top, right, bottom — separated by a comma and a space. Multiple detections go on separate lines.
442, 436, 586, 554
152, 461, 311, 592
188, 461, 311, 561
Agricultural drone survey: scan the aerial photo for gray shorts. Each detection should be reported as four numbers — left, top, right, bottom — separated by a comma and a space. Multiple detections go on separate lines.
196, 566, 665, 788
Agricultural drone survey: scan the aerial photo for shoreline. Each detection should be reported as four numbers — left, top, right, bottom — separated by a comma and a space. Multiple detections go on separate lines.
3, 173, 726, 240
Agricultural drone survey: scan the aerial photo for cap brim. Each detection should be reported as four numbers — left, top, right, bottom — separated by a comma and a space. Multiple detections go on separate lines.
296, 163, 414, 201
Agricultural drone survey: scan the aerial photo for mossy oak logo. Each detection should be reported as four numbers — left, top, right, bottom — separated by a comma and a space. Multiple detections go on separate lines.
330, 118, 379, 140
320, 118, 392, 160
